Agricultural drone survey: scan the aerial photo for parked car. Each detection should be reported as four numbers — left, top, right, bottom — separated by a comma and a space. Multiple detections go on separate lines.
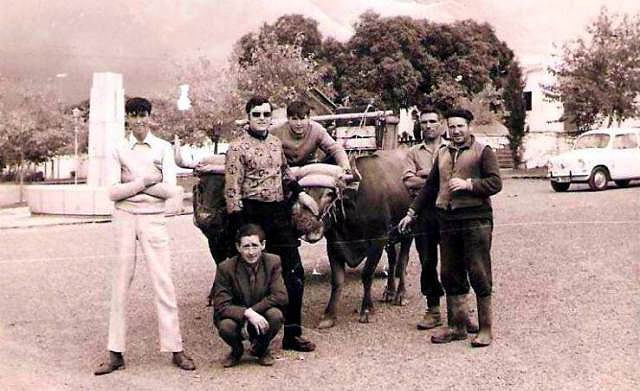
548, 127, 640, 191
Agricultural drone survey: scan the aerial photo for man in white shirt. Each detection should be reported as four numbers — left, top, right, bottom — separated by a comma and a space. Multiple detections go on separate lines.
95, 97, 195, 375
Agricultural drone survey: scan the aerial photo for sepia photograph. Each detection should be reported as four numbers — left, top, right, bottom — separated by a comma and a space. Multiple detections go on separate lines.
1, 1, 639, 390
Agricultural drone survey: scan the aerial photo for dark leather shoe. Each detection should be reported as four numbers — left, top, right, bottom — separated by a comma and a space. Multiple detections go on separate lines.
222, 347, 244, 368
94, 351, 124, 376
257, 350, 275, 366
172, 351, 196, 371
282, 336, 316, 352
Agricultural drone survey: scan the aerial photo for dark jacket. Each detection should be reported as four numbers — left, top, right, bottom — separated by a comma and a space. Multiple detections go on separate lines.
411, 135, 502, 220
213, 252, 289, 324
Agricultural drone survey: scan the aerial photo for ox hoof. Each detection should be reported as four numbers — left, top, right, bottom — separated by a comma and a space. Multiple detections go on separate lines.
317, 318, 336, 329
381, 289, 396, 303
358, 310, 370, 324
393, 294, 407, 306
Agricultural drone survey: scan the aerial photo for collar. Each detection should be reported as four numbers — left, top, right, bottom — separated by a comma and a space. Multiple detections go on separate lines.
287, 123, 309, 140
240, 255, 263, 272
447, 134, 475, 151
247, 127, 269, 140
419, 139, 444, 153
128, 131, 156, 148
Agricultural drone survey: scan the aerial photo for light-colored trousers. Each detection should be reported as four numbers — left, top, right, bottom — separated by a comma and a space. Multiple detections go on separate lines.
107, 209, 183, 352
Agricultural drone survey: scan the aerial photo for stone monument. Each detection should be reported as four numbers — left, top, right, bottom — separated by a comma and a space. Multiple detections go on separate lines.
28, 72, 184, 215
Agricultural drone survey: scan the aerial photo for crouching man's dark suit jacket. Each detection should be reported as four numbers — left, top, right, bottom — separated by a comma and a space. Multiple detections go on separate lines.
213, 252, 289, 325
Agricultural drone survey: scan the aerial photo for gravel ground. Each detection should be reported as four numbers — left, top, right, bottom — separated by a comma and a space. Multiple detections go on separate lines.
0, 179, 638, 391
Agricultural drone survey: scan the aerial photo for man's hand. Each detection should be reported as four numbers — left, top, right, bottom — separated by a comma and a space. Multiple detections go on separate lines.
121, 167, 136, 183
143, 171, 162, 187
448, 177, 472, 192
298, 192, 319, 216
244, 308, 269, 335
416, 169, 430, 178
398, 209, 416, 234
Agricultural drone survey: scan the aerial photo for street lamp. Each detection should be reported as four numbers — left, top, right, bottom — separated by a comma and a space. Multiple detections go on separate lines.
72, 107, 81, 184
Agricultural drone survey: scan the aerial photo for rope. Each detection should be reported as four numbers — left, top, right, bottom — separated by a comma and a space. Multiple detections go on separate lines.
1, 219, 638, 264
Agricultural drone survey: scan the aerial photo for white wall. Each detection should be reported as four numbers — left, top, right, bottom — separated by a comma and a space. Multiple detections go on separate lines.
523, 64, 565, 133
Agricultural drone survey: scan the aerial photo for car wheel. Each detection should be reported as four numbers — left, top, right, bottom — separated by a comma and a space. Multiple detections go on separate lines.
588, 167, 609, 191
614, 179, 630, 188
550, 181, 570, 192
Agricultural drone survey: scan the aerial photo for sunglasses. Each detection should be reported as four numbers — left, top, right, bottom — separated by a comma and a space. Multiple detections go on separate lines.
251, 111, 272, 118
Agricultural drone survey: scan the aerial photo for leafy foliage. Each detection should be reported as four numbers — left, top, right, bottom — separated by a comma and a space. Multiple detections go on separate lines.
502, 62, 526, 166
547, 7, 640, 131
323, 12, 515, 112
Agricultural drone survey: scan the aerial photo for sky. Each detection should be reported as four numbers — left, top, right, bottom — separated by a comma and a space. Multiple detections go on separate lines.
1, 0, 639, 104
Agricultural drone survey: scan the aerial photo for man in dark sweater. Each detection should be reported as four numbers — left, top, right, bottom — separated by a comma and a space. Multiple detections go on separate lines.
224, 96, 319, 353
213, 224, 289, 367
399, 108, 502, 347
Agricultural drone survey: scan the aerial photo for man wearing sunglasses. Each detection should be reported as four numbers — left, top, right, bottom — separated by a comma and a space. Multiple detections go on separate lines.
270, 100, 350, 173
224, 95, 320, 353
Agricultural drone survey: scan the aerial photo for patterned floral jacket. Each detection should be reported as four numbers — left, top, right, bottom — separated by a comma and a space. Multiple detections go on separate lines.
224, 131, 298, 214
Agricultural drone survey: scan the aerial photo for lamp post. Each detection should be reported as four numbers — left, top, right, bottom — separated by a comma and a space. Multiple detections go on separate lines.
71, 107, 81, 184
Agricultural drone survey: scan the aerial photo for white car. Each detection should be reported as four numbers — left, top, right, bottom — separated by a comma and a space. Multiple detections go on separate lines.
548, 127, 640, 191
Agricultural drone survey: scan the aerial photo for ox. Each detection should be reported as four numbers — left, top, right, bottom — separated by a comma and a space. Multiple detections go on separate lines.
297, 150, 413, 328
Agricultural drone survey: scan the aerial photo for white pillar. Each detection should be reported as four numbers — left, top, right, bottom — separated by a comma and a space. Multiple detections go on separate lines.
87, 73, 125, 187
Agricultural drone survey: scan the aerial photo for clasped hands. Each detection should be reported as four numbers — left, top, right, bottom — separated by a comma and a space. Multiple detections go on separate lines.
121, 166, 162, 187
244, 308, 269, 335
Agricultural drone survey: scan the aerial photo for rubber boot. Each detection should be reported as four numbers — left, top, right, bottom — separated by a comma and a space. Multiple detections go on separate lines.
431, 295, 468, 344
471, 295, 492, 347
464, 294, 479, 334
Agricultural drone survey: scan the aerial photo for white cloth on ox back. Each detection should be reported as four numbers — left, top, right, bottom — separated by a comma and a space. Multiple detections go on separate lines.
298, 174, 340, 189
290, 163, 344, 179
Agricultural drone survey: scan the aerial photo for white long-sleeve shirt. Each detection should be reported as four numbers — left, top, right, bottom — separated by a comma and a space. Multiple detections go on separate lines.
109, 131, 177, 214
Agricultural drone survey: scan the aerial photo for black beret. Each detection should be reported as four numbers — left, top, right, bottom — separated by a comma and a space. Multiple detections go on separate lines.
445, 108, 474, 123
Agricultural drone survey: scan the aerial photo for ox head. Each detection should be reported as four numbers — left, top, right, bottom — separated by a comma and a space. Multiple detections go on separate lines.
290, 164, 352, 243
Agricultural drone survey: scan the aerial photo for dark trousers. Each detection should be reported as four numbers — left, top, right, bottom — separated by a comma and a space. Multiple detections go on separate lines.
414, 213, 444, 304
216, 308, 283, 355
438, 217, 493, 297
242, 200, 305, 339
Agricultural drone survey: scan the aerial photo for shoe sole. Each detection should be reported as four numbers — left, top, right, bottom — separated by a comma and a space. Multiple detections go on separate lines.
94, 364, 125, 376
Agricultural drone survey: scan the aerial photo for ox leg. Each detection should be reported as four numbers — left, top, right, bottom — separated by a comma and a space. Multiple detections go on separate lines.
393, 238, 412, 306
359, 245, 384, 323
318, 258, 345, 329
382, 241, 397, 302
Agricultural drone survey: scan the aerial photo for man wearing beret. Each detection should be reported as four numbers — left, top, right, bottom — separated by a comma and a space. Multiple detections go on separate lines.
399, 108, 502, 347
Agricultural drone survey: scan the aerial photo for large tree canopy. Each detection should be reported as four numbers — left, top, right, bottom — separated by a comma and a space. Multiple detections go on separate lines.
322, 12, 515, 111
547, 7, 640, 132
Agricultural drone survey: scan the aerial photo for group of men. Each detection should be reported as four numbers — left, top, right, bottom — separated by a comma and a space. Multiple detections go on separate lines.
94, 94, 501, 374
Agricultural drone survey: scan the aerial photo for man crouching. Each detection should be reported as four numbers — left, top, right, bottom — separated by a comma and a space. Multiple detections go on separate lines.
213, 224, 288, 367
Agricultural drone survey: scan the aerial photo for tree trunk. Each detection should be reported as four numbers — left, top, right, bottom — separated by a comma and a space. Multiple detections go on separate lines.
18, 150, 24, 203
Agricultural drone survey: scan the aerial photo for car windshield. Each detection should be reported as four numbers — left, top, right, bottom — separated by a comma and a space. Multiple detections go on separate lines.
574, 134, 610, 149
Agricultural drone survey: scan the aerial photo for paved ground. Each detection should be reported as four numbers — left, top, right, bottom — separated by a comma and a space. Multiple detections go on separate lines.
0, 179, 638, 390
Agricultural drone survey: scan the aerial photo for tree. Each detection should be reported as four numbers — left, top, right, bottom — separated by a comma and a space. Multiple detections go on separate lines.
547, 7, 640, 131
325, 12, 515, 111
234, 31, 330, 109
0, 82, 75, 199
502, 61, 526, 166
236, 14, 323, 65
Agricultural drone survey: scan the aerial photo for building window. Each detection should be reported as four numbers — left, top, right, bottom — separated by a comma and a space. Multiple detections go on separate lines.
523, 91, 532, 111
